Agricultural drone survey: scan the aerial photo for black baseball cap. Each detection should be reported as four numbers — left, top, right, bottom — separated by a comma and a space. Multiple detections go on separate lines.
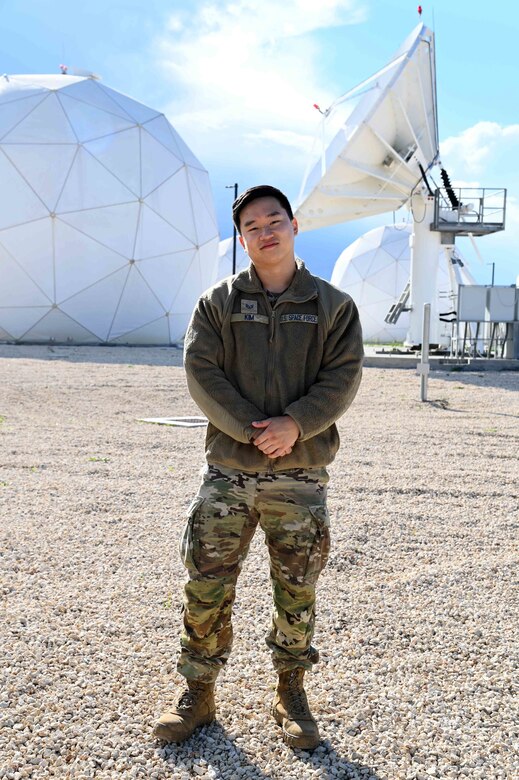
232, 185, 294, 233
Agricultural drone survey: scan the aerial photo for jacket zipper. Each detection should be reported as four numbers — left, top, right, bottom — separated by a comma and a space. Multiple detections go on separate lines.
261, 289, 317, 473
265, 294, 276, 473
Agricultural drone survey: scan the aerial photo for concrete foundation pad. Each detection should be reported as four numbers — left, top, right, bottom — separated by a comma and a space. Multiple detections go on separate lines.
363, 348, 519, 371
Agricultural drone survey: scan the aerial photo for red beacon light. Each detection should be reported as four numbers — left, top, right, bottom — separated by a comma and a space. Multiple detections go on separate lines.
417, 5, 422, 15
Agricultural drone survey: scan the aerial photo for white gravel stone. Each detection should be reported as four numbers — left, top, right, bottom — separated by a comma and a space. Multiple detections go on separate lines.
0, 345, 518, 780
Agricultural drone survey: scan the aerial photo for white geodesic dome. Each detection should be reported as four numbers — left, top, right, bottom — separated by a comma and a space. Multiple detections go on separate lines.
0, 74, 219, 344
331, 223, 475, 343
217, 237, 249, 281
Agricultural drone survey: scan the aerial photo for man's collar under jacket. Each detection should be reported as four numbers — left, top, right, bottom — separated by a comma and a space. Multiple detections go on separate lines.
231, 258, 318, 303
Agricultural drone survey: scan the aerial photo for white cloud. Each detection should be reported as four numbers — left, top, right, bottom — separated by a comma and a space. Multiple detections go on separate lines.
441, 121, 519, 177
439, 121, 519, 283
245, 129, 316, 153
166, 15, 184, 33
156, 0, 368, 153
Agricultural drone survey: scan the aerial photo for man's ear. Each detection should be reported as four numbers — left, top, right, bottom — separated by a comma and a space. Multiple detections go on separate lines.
292, 217, 299, 236
239, 235, 247, 252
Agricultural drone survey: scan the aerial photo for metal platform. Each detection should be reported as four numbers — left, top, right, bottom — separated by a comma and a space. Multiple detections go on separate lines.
432, 187, 506, 238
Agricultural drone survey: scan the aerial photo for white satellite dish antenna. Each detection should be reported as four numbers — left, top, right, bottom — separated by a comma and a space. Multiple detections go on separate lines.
295, 23, 506, 347
297, 24, 438, 227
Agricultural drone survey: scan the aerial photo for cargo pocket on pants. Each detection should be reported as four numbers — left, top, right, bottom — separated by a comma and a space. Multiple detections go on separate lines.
179, 496, 205, 574
303, 504, 331, 584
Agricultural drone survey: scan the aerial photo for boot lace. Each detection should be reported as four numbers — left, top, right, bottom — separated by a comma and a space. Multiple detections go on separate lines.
177, 690, 195, 710
285, 670, 309, 718
177, 682, 206, 710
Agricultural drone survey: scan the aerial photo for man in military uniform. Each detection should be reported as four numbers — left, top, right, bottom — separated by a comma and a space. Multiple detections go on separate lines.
153, 185, 363, 750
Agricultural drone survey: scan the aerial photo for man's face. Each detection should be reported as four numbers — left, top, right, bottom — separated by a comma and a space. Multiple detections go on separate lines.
238, 196, 298, 272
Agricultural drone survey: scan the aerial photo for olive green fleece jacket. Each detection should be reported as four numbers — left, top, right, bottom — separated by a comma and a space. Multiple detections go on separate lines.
183, 259, 363, 472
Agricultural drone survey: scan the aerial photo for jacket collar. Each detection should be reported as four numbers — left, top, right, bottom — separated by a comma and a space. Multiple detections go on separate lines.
232, 258, 318, 303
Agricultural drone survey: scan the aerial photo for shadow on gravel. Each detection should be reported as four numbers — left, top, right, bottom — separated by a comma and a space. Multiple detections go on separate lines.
158, 721, 271, 779
293, 737, 381, 780
438, 370, 519, 390
158, 721, 380, 779
423, 397, 519, 418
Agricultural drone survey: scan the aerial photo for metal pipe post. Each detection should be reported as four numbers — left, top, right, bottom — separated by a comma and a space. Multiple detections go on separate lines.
226, 182, 239, 274
232, 182, 238, 273
418, 303, 431, 401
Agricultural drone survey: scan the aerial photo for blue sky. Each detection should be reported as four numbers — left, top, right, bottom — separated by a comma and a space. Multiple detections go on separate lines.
2, 0, 518, 285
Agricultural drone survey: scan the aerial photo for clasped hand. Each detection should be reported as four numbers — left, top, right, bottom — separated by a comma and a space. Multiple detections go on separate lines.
251, 415, 299, 459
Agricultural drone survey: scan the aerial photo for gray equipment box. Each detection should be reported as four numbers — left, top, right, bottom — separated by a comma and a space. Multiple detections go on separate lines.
457, 285, 487, 321
486, 286, 517, 322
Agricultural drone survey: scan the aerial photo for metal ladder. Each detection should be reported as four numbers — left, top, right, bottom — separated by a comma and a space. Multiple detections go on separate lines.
385, 280, 410, 324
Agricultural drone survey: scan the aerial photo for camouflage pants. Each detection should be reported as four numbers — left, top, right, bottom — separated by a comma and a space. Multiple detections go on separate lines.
177, 463, 331, 683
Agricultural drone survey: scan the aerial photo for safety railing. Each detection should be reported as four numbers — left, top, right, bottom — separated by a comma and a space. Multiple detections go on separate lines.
432, 187, 506, 235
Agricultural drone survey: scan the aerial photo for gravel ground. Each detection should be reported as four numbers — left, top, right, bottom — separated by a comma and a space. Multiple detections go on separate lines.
0, 345, 517, 780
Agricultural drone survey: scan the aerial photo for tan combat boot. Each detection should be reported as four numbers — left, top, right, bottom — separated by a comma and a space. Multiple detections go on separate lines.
153, 680, 216, 743
272, 667, 320, 750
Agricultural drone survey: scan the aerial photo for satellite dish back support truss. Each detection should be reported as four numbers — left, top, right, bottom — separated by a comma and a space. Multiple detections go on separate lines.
295, 24, 443, 345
